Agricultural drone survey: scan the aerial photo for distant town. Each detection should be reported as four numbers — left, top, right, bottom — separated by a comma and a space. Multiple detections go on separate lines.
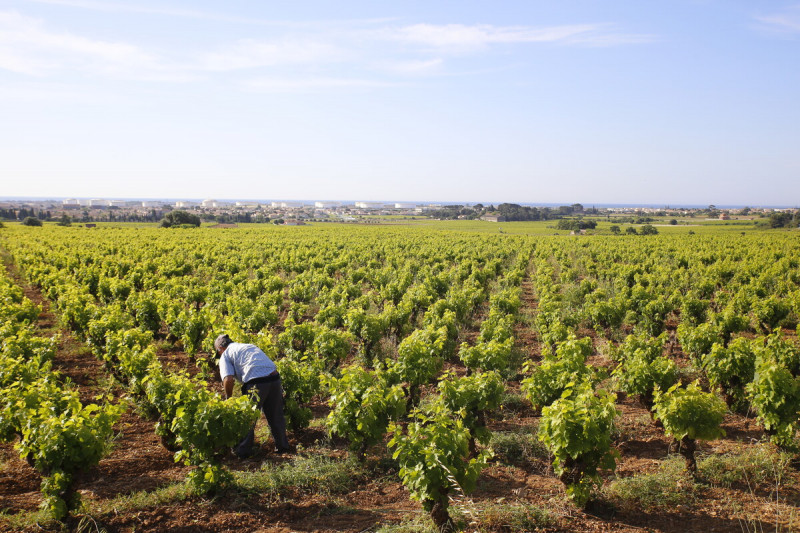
0, 198, 797, 226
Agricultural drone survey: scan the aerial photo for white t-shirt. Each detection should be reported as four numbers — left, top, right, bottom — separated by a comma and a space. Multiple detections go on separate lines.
218, 342, 277, 384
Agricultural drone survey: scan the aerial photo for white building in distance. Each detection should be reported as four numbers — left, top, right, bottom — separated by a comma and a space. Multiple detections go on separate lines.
201, 199, 219, 208
89, 198, 111, 207
62, 198, 80, 206
141, 201, 161, 208
315, 201, 341, 208
175, 201, 197, 208
280, 201, 303, 208
394, 202, 417, 209
109, 200, 127, 207
355, 201, 386, 209
236, 201, 260, 208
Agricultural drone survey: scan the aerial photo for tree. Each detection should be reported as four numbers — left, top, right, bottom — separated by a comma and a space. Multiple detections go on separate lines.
640, 224, 659, 235
160, 210, 200, 228
625, 227, 638, 235
609, 225, 620, 235
22, 217, 42, 226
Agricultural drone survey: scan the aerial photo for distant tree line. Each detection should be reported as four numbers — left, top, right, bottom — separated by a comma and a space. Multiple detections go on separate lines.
556, 218, 597, 231
428, 202, 587, 222
765, 211, 799, 229
0, 208, 53, 221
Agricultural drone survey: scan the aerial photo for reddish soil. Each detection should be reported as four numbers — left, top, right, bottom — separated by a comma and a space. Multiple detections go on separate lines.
1, 263, 799, 533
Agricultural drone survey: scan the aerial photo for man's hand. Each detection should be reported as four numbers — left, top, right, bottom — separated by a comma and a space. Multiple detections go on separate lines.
223, 376, 235, 400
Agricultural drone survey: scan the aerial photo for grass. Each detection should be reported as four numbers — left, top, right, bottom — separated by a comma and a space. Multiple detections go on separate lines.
476, 501, 555, 531
698, 443, 791, 488
498, 390, 530, 414
374, 512, 439, 533
603, 455, 698, 511
490, 426, 549, 466
90, 481, 195, 515
234, 453, 362, 498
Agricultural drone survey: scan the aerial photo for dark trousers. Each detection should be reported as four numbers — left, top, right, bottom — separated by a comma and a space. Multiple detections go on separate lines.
235, 378, 290, 456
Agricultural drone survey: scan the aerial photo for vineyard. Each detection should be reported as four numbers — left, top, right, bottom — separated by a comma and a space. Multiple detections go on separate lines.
1, 221, 799, 532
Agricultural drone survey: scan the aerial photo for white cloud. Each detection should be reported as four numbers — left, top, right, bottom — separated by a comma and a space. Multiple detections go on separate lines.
379, 58, 443, 75
242, 76, 398, 93
0, 9, 654, 90
201, 39, 342, 71
0, 10, 188, 79
756, 5, 800, 34
380, 23, 654, 51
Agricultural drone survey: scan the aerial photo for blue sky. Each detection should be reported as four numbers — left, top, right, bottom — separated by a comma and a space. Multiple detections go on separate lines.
1, 1, 799, 206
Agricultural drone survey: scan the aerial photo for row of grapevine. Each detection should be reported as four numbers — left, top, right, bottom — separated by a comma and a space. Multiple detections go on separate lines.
3, 223, 800, 523
0, 269, 124, 520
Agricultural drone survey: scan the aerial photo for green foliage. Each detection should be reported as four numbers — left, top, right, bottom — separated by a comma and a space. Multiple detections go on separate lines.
521, 335, 594, 411
160, 210, 201, 228
172, 393, 259, 493
608, 332, 666, 363
701, 337, 756, 409
751, 296, 791, 332
391, 326, 446, 405
438, 370, 504, 448
677, 322, 723, 361
389, 404, 491, 529
653, 381, 726, 443
639, 224, 658, 235
538, 382, 618, 507
746, 359, 800, 448
22, 216, 42, 227
13, 383, 126, 520
275, 357, 321, 431
127, 293, 162, 334
757, 329, 800, 375
458, 336, 515, 374
680, 292, 709, 325
613, 354, 679, 408
325, 365, 406, 459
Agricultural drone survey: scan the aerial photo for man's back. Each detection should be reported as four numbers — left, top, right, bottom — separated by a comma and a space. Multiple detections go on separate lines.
218, 342, 276, 383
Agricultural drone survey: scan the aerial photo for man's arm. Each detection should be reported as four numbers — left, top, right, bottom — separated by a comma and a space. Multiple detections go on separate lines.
223, 376, 235, 399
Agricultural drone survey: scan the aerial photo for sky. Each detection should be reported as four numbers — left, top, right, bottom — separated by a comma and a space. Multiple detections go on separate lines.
1, 1, 799, 206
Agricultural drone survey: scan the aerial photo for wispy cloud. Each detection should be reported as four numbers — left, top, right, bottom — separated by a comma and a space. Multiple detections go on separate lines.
0, 10, 189, 80
242, 76, 399, 93
379, 23, 655, 51
25, 0, 281, 25
201, 39, 343, 71
1, 8, 654, 91
379, 58, 444, 76
755, 5, 800, 35
26, 0, 399, 28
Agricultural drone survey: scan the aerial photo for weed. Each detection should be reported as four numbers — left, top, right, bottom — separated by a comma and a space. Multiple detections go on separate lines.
374, 512, 439, 532
603, 455, 697, 511
235, 453, 362, 498
498, 390, 529, 414
478, 501, 554, 531
699, 443, 790, 487
490, 426, 548, 466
